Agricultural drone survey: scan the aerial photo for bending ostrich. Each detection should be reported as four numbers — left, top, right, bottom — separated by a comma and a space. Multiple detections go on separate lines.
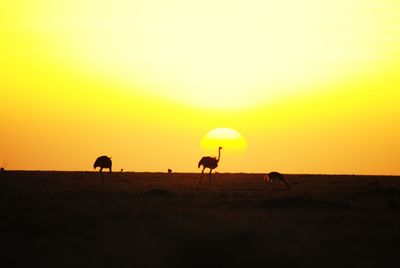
93, 155, 112, 183
264, 171, 290, 190
198, 146, 222, 185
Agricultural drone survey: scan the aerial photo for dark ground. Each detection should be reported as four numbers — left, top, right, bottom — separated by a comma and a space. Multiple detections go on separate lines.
1, 171, 400, 267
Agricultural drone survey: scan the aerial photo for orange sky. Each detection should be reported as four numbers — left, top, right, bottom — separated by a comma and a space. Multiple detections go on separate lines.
1, 0, 400, 174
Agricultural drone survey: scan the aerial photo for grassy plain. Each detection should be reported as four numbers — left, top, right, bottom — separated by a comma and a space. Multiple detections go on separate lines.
1, 171, 399, 267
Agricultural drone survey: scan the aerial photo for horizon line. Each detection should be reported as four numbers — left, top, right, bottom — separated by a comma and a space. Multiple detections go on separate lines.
1, 169, 399, 177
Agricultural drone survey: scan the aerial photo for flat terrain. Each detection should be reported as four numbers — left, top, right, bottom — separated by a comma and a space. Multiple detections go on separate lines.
1, 171, 400, 267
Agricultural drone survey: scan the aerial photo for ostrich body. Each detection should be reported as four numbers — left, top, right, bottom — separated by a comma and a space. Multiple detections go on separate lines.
93, 155, 112, 183
264, 171, 290, 190
198, 146, 222, 185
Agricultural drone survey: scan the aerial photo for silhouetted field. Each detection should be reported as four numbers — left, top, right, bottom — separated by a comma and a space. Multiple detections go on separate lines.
1, 171, 399, 267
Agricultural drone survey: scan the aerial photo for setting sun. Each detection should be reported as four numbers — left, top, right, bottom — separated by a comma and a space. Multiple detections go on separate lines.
201, 128, 247, 154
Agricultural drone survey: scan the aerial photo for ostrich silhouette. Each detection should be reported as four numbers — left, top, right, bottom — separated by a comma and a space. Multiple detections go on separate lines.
264, 171, 291, 190
198, 146, 222, 185
93, 155, 112, 183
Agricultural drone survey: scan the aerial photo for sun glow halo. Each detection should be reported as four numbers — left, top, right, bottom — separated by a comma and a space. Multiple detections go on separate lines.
201, 128, 247, 154
16, 0, 397, 110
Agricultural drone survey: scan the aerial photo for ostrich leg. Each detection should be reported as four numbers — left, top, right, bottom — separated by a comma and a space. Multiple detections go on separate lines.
199, 167, 206, 185
209, 169, 212, 185
283, 179, 291, 190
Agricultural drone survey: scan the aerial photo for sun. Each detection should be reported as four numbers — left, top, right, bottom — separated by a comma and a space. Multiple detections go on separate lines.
201, 128, 247, 154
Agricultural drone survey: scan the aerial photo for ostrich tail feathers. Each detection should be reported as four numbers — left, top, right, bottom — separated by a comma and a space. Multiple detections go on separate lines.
198, 157, 205, 168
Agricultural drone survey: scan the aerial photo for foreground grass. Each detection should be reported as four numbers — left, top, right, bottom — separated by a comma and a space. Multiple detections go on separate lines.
1, 171, 399, 267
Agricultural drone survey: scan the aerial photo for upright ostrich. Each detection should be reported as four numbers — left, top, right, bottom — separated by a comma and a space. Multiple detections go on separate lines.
93, 155, 112, 183
264, 171, 291, 190
198, 146, 223, 185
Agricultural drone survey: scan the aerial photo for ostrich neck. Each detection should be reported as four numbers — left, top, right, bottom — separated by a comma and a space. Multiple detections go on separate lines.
217, 148, 221, 162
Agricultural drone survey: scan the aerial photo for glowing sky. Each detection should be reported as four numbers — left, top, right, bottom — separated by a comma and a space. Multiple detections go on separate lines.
1, 0, 400, 174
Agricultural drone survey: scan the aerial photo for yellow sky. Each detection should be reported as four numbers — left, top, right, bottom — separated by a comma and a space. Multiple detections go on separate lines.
1, 0, 400, 174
